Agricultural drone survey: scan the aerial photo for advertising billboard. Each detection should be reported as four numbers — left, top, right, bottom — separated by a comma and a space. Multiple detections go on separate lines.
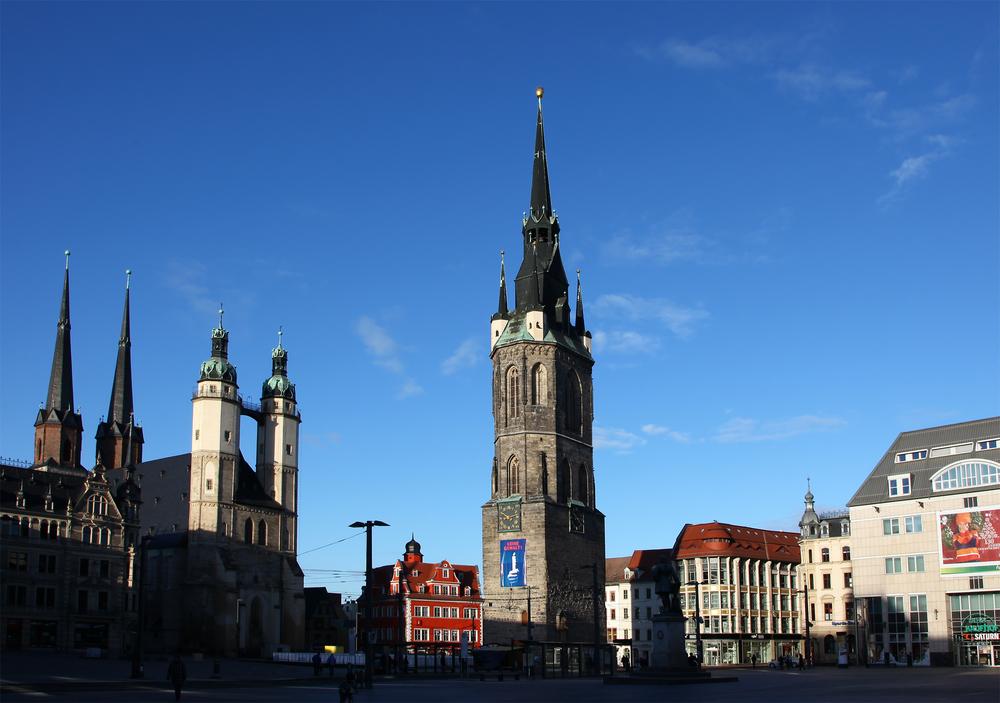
500, 538, 526, 588
938, 506, 1000, 576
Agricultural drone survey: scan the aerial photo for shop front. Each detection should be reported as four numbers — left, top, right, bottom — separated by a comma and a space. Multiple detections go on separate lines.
949, 593, 1000, 667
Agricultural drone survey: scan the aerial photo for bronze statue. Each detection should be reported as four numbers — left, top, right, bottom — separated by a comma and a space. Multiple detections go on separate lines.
651, 559, 683, 616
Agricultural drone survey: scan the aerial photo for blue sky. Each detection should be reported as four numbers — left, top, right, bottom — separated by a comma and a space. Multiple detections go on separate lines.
2, 2, 997, 598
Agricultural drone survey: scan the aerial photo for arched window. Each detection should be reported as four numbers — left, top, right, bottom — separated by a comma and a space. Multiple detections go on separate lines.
492, 458, 499, 495
506, 366, 520, 421
244, 518, 253, 544
282, 528, 289, 551
531, 364, 547, 405
564, 370, 582, 433
507, 456, 520, 496
83, 526, 93, 544
557, 460, 570, 504
821, 548, 830, 562
576, 465, 589, 505
36, 439, 42, 461
257, 519, 267, 546
931, 460, 1000, 491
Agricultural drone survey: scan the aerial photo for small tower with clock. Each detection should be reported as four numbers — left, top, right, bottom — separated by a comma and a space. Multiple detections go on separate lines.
481, 88, 606, 644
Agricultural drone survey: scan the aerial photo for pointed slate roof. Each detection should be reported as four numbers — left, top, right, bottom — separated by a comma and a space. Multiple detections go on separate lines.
107, 271, 134, 426
46, 253, 75, 413
529, 88, 552, 220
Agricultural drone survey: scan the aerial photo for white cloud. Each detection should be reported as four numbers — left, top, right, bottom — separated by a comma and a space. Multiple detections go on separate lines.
397, 379, 424, 399
714, 415, 846, 443
772, 64, 871, 101
441, 338, 480, 375
356, 316, 422, 398
594, 427, 646, 452
591, 329, 660, 355
605, 231, 706, 264
356, 317, 403, 373
636, 36, 772, 69
878, 132, 960, 207
593, 294, 709, 340
641, 424, 692, 443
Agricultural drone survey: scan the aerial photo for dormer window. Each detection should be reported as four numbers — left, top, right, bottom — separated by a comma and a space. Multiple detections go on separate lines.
442, 568, 450, 579
895, 450, 927, 463
887, 474, 911, 497
979, 438, 999, 450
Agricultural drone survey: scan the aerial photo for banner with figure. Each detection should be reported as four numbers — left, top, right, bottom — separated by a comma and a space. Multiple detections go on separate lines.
500, 539, 526, 588
939, 506, 1000, 575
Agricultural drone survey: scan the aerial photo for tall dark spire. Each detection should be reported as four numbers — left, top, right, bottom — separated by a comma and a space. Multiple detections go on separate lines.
529, 86, 552, 220
45, 251, 75, 413
106, 270, 134, 427
515, 88, 568, 317
495, 250, 509, 318
574, 269, 586, 335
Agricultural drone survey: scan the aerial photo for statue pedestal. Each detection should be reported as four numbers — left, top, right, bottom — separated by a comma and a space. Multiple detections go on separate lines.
649, 614, 689, 670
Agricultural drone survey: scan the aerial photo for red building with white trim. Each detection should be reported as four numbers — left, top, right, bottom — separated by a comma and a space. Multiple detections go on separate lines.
359, 536, 483, 654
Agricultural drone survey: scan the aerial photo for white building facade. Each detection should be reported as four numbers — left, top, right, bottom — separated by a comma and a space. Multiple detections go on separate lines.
848, 417, 1000, 667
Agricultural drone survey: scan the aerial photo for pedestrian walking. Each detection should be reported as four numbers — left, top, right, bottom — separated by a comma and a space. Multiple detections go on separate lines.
338, 678, 354, 703
751, 652, 757, 669
328, 652, 336, 677
312, 651, 322, 676
167, 654, 186, 702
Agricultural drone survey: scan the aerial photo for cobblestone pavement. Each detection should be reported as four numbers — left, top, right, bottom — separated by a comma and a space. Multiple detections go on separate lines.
2, 665, 998, 702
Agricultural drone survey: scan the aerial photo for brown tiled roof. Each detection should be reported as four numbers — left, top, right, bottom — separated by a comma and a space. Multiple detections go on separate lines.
604, 556, 631, 584
371, 557, 481, 599
627, 548, 673, 572
675, 521, 800, 563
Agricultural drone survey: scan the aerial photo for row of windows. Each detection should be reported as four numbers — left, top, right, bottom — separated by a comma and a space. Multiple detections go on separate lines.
412, 628, 478, 643
807, 546, 851, 563
607, 586, 654, 603
502, 365, 584, 434
896, 439, 999, 464
1, 516, 66, 540
4, 585, 113, 613
886, 460, 1000, 497
807, 572, 853, 590
681, 557, 798, 589
885, 555, 925, 574
492, 455, 591, 505
883, 515, 922, 535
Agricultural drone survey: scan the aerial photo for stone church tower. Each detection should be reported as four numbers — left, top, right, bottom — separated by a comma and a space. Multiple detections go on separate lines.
481, 89, 606, 644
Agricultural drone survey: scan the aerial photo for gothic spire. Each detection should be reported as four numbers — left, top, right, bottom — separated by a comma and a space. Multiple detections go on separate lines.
496, 250, 509, 318
529, 87, 552, 220
45, 251, 75, 412
575, 269, 586, 335
106, 270, 134, 427
122, 413, 136, 469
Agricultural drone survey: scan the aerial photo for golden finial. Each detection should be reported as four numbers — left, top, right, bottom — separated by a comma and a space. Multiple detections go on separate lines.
536, 86, 544, 99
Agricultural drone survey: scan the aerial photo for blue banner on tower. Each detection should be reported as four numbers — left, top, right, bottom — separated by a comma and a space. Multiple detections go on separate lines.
500, 539, 526, 588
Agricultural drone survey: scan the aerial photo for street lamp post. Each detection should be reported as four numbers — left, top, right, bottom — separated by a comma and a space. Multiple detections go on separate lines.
797, 584, 812, 666
685, 580, 704, 668
350, 520, 389, 689
130, 536, 150, 679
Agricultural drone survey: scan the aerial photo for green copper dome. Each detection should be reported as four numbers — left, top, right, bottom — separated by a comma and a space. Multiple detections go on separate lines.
200, 356, 237, 383
262, 343, 295, 399
199, 324, 237, 383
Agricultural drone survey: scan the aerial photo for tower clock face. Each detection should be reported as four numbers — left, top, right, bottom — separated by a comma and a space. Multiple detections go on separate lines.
498, 501, 521, 532
570, 505, 585, 534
